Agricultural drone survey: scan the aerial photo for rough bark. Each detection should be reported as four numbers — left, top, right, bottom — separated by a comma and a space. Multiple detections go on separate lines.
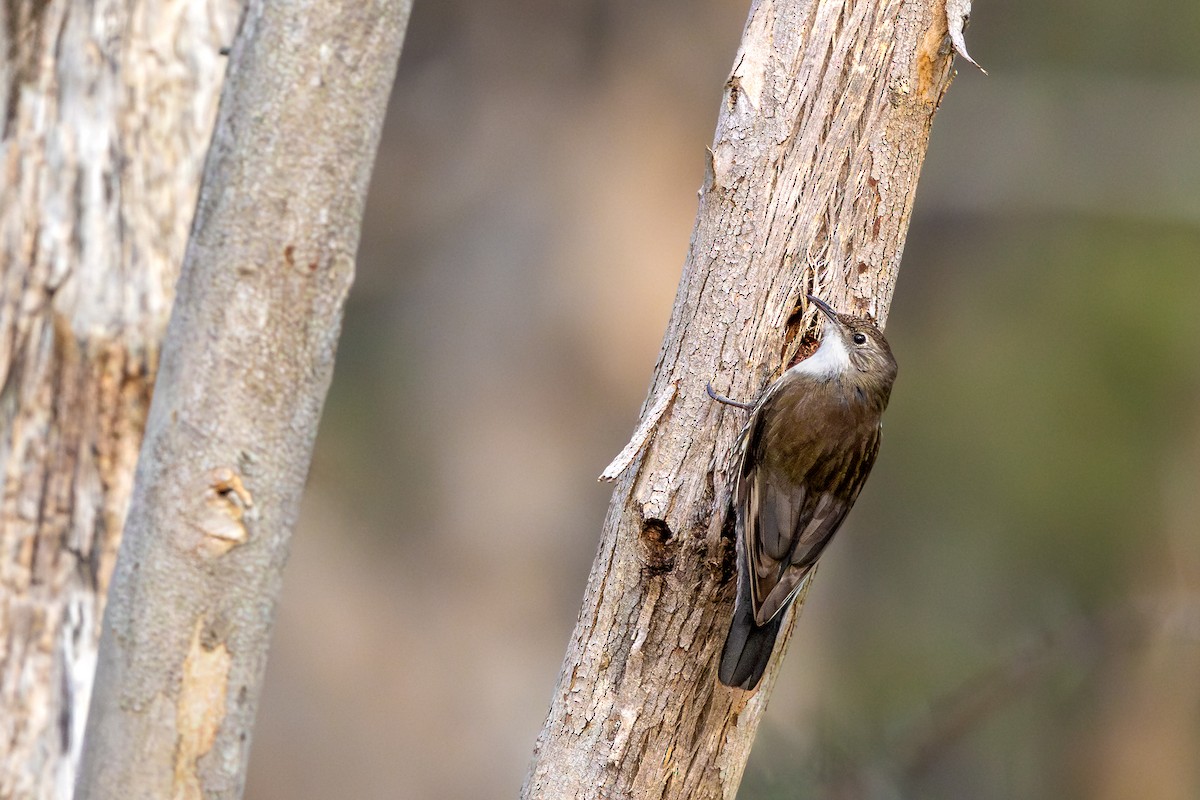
0, 2, 239, 797
523, 1, 956, 798
73, 1, 412, 798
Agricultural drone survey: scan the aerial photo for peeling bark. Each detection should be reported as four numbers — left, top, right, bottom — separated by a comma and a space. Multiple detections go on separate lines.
0, 3, 238, 797
73, 1, 412, 797
523, 1, 956, 798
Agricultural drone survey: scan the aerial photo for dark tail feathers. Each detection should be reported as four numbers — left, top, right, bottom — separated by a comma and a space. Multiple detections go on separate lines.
718, 596, 784, 690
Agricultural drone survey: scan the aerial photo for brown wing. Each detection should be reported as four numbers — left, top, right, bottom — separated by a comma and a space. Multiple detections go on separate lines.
734, 391, 882, 626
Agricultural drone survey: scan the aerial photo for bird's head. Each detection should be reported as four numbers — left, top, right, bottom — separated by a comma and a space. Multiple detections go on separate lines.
792, 294, 898, 407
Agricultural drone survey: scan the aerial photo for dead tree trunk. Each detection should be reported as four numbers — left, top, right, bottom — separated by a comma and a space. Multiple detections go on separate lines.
0, 3, 239, 797
73, 2, 412, 798
523, 1, 956, 798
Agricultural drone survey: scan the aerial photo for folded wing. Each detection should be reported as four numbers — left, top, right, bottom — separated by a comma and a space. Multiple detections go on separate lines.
735, 393, 881, 626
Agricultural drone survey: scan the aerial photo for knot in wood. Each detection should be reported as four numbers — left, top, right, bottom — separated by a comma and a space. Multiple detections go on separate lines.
638, 518, 678, 576
194, 467, 253, 556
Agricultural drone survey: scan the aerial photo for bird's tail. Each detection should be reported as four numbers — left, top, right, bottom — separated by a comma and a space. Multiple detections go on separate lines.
718, 574, 784, 690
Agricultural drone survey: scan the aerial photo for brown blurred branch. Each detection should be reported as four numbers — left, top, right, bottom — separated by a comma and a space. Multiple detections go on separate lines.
825, 596, 1198, 799
894, 611, 1118, 785
522, 1, 957, 798
74, 2, 411, 797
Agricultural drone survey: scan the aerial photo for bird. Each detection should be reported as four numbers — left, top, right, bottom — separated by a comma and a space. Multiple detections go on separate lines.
710, 294, 897, 690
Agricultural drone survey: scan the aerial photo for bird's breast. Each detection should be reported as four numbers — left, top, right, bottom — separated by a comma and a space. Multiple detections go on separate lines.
756, 377, 881, 477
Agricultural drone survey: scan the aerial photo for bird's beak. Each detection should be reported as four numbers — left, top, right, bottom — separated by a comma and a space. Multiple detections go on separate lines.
806, 294, 840, 323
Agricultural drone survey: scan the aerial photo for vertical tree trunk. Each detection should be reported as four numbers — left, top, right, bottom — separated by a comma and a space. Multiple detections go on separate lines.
74, 2, 412, 798
0, 3, 239, 797
523, 1, 956, 798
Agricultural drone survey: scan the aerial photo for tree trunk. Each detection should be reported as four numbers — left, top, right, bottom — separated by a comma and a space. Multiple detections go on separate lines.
73, 2, 412, 798
0, 3, 239, 797
522, 1, 956, 798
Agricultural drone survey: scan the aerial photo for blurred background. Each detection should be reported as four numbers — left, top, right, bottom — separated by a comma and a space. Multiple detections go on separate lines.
243, 2, 1200, 798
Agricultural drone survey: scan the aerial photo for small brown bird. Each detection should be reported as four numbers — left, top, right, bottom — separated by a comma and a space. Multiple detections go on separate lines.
711, 294, 897, 690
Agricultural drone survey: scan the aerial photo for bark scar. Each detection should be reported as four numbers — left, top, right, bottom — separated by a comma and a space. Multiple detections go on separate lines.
173, 617, 232, 799
915, 1, 953, 103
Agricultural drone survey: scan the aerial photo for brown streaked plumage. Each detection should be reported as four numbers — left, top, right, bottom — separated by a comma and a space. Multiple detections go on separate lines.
715, 295, 897, 690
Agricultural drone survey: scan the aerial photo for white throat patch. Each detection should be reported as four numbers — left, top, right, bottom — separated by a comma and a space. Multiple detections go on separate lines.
790, 331, 850, 378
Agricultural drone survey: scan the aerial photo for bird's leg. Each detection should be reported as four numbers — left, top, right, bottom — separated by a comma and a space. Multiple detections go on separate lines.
706, 382, 755, 411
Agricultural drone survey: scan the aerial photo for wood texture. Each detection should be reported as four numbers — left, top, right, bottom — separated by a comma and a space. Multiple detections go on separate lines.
0, 3, 239, 797
73, 2, 411, 797
522, 0, 955, 797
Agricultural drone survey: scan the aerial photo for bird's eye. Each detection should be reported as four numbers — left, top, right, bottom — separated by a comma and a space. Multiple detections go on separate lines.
852, 332, 867, 345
